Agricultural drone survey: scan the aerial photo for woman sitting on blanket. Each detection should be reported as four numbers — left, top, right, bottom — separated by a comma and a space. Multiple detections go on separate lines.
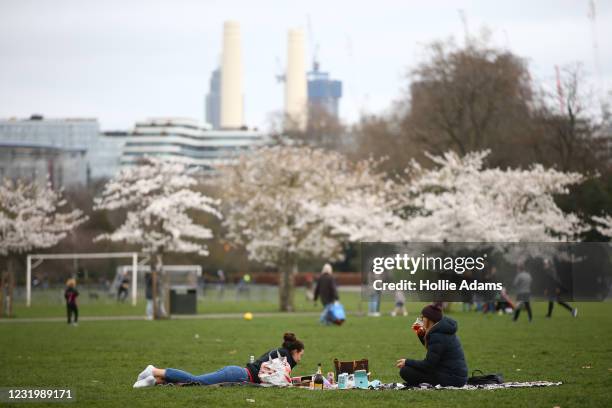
396, 305, 468, 387
133, 332, 304, 388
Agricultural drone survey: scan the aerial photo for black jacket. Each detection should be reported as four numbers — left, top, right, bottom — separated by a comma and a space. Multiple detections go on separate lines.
313, 273, 338, 305
246, 347, 297, 383
406, 316, 468, 386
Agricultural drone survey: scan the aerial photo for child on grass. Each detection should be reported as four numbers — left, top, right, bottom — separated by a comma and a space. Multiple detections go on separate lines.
64, 278, 79, 326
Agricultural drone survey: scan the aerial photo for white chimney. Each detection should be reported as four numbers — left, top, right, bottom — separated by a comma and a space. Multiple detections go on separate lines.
285, 28, 307, 131
220, 21, 243, 129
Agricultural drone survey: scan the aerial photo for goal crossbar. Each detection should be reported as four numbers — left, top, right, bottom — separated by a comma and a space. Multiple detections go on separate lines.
26, 252, 139, 307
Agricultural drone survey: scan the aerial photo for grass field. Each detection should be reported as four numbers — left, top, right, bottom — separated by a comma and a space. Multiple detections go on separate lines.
1, 298, 612, 407
10, 287, 367, 318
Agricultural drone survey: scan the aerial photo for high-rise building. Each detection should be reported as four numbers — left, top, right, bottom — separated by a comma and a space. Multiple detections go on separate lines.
307, 62, 342, 119
205, 68, 221, 129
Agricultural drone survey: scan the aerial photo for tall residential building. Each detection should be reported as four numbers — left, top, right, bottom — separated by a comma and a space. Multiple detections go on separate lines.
205, 68, 221, 129
307, 62, 342, 119
121, 117, 266, 171
0, 115, 125, 186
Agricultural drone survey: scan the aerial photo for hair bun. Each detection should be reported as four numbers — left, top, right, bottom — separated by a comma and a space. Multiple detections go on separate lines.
283, 332, 296, 342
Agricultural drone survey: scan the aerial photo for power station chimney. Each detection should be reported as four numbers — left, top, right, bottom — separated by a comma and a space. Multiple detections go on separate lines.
285, 28, 307, 131
220, 21, 243, 129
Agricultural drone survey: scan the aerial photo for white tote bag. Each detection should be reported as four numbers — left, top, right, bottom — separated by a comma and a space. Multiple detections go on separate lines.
257, 351, 292, 386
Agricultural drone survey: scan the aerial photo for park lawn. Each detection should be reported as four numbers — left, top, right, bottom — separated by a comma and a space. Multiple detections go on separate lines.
1, 302, 612, 407
10, 288, 366, 318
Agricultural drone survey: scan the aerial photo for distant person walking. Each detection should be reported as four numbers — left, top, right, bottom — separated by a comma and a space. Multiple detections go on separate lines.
236, 273, 251, 299
313, 263, 339, 324
391, 290, 407, 317
543, 259, 577, 318
117, 272, 129, 302
512, 264, 533, 322
216, 269, 226, 299
304, 273, 315, 301
64, 278, 79, 326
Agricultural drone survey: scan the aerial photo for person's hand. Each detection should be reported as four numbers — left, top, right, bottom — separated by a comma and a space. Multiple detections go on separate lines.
411, 323, 425, 337
396, 359, 406, 368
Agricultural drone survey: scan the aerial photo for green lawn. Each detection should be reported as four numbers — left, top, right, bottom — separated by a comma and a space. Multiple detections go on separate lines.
1, 302, 612, 407
10, 288, 367, 318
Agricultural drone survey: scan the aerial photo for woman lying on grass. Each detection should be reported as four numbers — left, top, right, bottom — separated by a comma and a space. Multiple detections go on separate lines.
396, 305, 468, 387
133, 332, 304, 388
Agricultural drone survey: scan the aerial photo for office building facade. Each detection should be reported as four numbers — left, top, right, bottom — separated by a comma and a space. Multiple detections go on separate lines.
205, 68, 221, 129
121, 117, 266, 171
307, 62, 342, 119
0, 141, 87, 188
0, 115, 125, 185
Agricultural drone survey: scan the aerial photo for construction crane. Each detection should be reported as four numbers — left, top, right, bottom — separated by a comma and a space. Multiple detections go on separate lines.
306, 14, 320, 72
587, 0, 605, 104
555, 65, 565, 114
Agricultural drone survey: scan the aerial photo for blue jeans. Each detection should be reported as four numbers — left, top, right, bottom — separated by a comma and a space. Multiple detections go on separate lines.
164, 365, 249, 385
368, 291, 381, 314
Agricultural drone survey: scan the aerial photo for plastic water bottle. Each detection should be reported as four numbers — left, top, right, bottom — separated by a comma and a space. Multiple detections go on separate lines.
249, 355, 255, 364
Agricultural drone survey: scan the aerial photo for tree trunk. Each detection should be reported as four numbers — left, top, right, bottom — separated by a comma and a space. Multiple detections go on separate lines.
152, 251, 163, 320
6, 256, 15, 317
0, 271, 5, 318
279, 257, 298, 312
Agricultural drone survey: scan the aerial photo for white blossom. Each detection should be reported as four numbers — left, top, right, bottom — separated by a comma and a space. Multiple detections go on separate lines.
324, 150, 586, 244
396, 150, 586, 242
94, 157, 220, 255
0, 178, 87, 255
219, 146, 388, 266
322, 150, 586, 244
592, 215, 612, 238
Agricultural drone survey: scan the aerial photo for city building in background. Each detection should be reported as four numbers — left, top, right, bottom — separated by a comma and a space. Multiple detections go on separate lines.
307, 62, 342, 119
220, 21, 243, 129
121, 117, 266, 171
0, 141, 87, 187
285, 28, 307, 131
0, 115, 125, 187
205, 68, 221, 130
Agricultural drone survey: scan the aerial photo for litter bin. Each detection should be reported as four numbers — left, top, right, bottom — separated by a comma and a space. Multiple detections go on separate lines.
169, 286, 197, 315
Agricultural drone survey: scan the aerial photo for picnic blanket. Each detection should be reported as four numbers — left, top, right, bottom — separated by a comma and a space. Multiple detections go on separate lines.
371, 381, 562, 391
159, 380, 562, 390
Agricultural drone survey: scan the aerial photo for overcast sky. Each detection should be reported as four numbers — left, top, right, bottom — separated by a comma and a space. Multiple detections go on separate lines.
1, 0, 611, 130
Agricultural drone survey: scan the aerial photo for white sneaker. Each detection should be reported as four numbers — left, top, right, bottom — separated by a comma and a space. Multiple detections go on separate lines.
137, 365, 154, 381
133, 375, 156, 388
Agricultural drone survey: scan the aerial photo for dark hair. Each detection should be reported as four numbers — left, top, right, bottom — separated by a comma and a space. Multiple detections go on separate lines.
421, 304, 443, 323
282, 332, 304, 351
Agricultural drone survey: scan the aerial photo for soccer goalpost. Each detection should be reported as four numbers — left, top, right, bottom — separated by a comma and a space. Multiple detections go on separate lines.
26, 252, 140, 307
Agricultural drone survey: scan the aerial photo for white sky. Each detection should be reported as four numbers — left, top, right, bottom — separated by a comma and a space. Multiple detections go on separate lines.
1, 0, 611, 130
